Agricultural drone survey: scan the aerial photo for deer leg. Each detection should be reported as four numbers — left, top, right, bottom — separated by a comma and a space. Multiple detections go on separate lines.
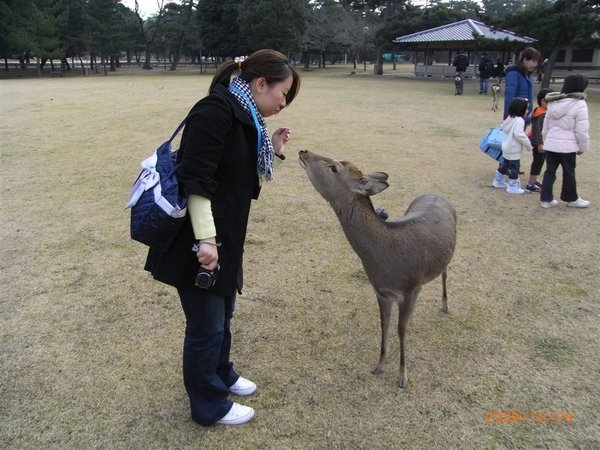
398, 287, 420, 388
372, 296, 393, 375
441, 270, 449, 313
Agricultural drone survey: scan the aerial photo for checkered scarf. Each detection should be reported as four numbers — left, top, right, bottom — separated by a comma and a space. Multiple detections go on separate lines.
228, 76, 275, 181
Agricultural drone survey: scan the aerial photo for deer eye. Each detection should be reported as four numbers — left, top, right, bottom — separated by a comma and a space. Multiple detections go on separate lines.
329, 164, 338, 173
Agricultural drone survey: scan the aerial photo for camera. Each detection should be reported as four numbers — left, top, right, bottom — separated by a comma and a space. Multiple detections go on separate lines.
195, 264, 220, 289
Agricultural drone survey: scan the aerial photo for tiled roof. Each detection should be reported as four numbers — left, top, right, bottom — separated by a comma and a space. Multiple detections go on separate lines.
393, 19, 536, 44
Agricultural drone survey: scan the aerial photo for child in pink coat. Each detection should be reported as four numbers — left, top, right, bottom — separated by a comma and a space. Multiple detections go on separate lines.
540, 74, 590, 208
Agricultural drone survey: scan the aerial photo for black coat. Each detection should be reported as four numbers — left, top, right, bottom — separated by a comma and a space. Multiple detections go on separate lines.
144, 84, 261, 295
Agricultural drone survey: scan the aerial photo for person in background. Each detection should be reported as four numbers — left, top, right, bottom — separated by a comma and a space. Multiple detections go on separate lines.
540, 74, 590, 208
537, 58, 548, 83
452, 49, 469, 95
493, 59, 505, 80
525, 88, 552, 192
503, 47, 540, 121
492, 97, 533, 195
477, 53, 494, 94
145, 49, 301, 426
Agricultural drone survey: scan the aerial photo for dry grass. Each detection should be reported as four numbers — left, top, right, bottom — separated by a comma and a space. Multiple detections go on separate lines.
1, 66, 599, 449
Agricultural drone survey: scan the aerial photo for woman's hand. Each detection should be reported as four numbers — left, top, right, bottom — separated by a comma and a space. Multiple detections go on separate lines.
272, 127, 291, 156
195, 237, 219, 270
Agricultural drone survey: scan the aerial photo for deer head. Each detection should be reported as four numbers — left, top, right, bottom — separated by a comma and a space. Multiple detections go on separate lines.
298, 150, 389, 202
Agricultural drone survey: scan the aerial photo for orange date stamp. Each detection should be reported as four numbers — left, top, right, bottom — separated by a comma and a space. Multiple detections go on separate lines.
485, 410, 573, 425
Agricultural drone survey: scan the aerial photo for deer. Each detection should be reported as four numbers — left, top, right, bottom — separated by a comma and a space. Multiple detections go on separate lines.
491, 77, 502, 112
298, 150, 457, 388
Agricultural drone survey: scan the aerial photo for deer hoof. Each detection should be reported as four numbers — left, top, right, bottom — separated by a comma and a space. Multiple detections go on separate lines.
371, 367, 384, 375
398, 378, 408, 389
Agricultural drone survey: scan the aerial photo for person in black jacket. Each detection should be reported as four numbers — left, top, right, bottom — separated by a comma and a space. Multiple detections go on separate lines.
145, 49, 300, 426
477, 53, 494, 94
452, 50, 469, 95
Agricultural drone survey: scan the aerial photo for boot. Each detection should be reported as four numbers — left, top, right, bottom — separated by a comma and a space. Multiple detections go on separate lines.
492, 171, 508, 189
506, 179, 524, 195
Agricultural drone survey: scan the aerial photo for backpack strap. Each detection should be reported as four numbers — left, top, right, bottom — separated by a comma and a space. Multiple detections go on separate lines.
169, 118, 188, 143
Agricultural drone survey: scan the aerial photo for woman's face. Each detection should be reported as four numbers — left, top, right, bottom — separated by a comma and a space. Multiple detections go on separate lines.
252, 75, 293, 117
523, 58, 538, 73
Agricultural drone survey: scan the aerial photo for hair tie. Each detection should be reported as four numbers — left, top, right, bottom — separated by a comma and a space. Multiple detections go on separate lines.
234, 56, 246, 70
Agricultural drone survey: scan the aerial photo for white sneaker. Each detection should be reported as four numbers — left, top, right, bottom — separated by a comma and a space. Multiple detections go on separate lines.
540, 200, 558, 208
229, 376, 257, 396
216, 402, 255, 426
506, 180, 524, 195
492, 179, 508, 189
566, 198, 590, 208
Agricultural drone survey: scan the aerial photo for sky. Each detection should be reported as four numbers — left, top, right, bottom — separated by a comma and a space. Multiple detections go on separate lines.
121, 0, 158, 18
121, 0, 475, 18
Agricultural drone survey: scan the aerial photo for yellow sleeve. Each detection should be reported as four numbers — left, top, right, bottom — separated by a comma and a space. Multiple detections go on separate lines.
188, 194, 216, 240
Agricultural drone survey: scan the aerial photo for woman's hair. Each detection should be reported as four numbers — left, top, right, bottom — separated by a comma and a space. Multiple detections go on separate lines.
508, 97, 529, 117
561, 74, 588, 94
517, 47, 540, 73
209, 49, 300, 106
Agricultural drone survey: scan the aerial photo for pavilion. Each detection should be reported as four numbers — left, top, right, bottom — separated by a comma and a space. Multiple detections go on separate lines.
392, 19, 536, 78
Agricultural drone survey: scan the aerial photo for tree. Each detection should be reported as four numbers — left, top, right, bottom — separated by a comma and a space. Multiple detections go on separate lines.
166, 0, 196, 70
482, 0, 525, 18
197, 0, 249, 57
0, 0, 25, 70
302, 0, 349, 68
19, 0, 68, 75
498, 0, 600, 87
134, 0, 169, 69
238, 0, 308, 55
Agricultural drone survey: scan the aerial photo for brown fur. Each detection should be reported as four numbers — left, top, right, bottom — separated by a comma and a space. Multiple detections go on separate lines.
299, 150, 457, 388
491, 78, 502, 112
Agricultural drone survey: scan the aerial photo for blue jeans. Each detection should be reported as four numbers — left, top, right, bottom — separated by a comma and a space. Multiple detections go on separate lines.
177, 287, 239, 425
479, 77, 489, 93
498, 159, 520, 179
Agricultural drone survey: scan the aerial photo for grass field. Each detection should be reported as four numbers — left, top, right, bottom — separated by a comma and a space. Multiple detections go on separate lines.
1, 65, 599, 449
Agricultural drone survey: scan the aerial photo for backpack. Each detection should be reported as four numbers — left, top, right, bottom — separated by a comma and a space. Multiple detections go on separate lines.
455, 54, 468, 72
480, 58, 494, 75
125, 118, 188, 252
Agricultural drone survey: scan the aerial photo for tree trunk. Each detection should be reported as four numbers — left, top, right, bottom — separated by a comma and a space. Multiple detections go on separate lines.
170, 0, 195, 71
541, 0, 571, 88
143, 49, 153, 70
374, 51, 383, 75
541, 48, 559, 89
170, 35, 184, 70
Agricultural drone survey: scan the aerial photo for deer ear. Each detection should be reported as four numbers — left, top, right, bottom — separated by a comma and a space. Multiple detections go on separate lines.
358, 177, 389, 196
368, 172, 389, 182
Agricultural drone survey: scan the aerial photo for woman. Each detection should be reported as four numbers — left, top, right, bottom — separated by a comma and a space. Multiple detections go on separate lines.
503, 47, 540, 120
145, 49, 301, 426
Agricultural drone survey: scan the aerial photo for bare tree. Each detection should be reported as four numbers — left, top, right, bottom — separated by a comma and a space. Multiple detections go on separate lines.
170, 0, 196, 71
303, 2, 349, 68
134, 0, 167, 70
